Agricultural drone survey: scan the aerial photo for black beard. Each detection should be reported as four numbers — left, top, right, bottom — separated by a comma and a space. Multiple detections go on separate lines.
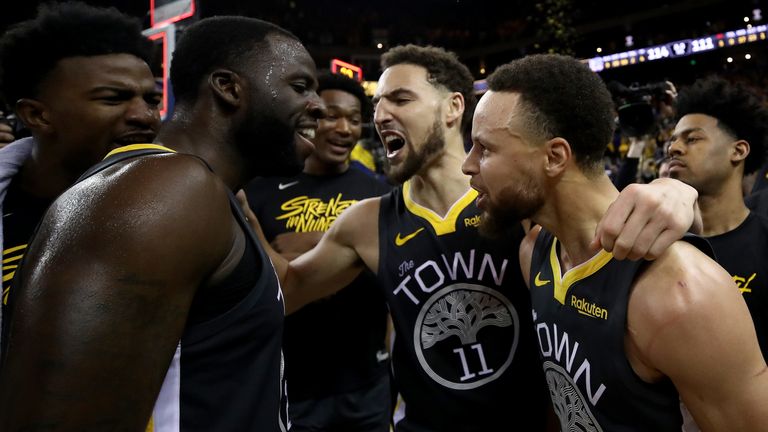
236, 108, 303, 178
384, 116, 445, 185
477, 211, 523, 241
478, 179, 545, 239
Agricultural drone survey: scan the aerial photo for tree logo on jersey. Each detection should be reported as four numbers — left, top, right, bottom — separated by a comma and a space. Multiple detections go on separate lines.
414, 283, 519, 390
543, 361, 602, 432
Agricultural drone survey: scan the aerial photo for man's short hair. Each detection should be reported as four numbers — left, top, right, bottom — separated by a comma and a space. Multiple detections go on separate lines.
487, 54, 615, 174
381, 45, 476, 134
0, 1, 153, 107
317, 71, 372, 122
170, 16, 298, 104
676, 76, 768, 176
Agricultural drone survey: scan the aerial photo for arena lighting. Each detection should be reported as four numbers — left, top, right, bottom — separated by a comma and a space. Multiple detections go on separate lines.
142, 24, 176, 119
330, 59, 364, 82
586, 23, 767, 72
151, 0, 195, 29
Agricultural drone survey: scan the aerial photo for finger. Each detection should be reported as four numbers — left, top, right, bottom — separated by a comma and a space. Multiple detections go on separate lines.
589, 235, 601, 251
0, 132, 15, 144
622, 212, 672, 261
608, 202, 653, 260
643, 229, 681, 261
235, 189, 249, 207
595, 191, 635, 253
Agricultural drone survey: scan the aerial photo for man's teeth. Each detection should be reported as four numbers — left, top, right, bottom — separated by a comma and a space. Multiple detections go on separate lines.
383, 135, 400, 144
298, 128, 315, 139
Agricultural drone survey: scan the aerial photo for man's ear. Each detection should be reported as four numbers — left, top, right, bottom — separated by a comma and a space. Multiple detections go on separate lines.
209, 69, 243, 109
444, 91, 465, 129
544, 137, 572, 177
732, 139, 750, 164
15, 98, 49, 132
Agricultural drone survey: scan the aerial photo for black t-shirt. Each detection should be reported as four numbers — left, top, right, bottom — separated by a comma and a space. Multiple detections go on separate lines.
246, 169, 391, 400
707, 212, 768, 359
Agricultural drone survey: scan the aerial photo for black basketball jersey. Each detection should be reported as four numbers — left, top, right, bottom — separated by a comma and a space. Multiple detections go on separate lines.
1, 176, 50, 353
707, 212, 768, 359
77, 144, 289, 432
377, 182, 548, 432
245, 170, 391, 400
529, 228, 684, 431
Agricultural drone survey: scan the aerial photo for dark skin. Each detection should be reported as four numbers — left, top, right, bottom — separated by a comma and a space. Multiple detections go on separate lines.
0, 34, 324, 431
271, 88, 365, 259
15, 54, 161, 200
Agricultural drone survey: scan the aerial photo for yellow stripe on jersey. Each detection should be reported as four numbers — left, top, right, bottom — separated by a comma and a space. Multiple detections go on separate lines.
2, 254, 23, 264
549, 237, 613, 304
104, 144, 176, 159
146, 416, 153, 432
3, 244, 27, 255
402, 181, 478, 235
2, 267, 17, 280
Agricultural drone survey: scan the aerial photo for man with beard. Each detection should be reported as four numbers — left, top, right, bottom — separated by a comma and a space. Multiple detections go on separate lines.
245, 72, 391, 432
255, 45, 703, 431
462, 53, 768, 431
0, 16, 325, 432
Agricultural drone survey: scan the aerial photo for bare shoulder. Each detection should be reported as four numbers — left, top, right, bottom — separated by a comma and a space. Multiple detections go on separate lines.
627, 240, 742, 367
37, 153, 235, 275
631, 241, 734, 324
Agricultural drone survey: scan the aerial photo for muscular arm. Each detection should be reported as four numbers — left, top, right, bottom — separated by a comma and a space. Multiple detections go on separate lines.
628, 242, 768, 431
0, 156, 235, 431
282, 197, 380, 314
270, 231, 324, 260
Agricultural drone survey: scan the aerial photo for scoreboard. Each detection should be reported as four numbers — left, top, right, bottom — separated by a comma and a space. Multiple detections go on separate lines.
588, 24, 767, 72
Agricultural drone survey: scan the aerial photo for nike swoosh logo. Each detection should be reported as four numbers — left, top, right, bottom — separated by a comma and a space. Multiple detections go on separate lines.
278, 181, 299, 190
534, 272, 551, 287
395, 228, 424, 246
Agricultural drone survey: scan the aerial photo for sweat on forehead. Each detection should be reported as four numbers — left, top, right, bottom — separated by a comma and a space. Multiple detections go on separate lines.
170, 16, 300, 103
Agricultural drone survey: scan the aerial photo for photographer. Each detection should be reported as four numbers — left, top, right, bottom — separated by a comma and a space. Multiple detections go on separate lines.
607, 80, 677, 189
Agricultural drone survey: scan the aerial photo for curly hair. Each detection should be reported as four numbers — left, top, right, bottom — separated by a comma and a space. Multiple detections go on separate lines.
170, 16, 297, 105
676, 76, 768, 176
0, 1, 152, 107
381, 44, 476, 134
317, 71, 372, 122
486, 54, 615, 175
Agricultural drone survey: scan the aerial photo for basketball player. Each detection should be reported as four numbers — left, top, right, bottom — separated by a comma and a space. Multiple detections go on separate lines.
0, 1, 161, 358
261, 45, 703, 431
462, 53, 768, 431
0, 16, 324, 431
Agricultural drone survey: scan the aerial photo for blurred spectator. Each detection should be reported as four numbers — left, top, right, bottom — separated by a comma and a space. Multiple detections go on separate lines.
606, 80, 678, 187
